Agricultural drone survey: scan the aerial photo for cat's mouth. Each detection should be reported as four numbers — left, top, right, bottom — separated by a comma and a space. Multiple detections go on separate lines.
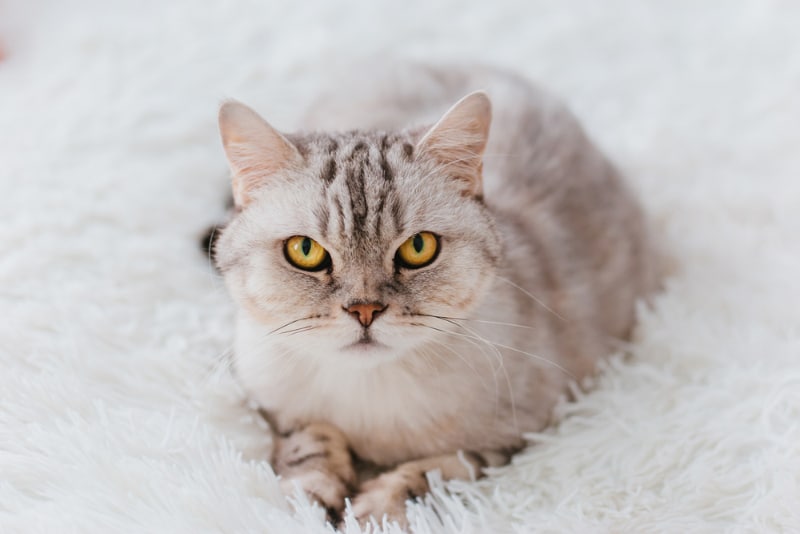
341, 332, 387, 352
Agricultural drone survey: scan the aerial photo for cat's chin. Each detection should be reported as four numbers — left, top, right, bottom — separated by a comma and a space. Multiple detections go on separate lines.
341, 338, 388, 352
338, 338, 399, 362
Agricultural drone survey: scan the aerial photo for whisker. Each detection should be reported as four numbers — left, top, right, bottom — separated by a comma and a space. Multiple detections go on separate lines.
429, 338, 501, 416
413, 322, 503, 416
458, 318, 539, 330
438, 319, 519, 431
421, 335, 486, 380
284, 325, 320, 336
493, 275, 566, 322
416, 320, 512, 418
414, 312, 540, 331
415, 346, 442, 376
268, 315, 319, 336
424, 319, 575, 380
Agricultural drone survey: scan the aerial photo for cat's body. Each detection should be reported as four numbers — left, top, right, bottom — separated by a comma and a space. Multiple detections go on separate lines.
213, 63, 657, 525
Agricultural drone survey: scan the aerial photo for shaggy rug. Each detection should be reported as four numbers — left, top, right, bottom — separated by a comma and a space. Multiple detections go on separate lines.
2, 1, 799, 532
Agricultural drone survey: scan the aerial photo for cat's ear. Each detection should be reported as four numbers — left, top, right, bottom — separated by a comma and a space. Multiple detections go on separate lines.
416, 91, 491, 197
218, 100, 302, 208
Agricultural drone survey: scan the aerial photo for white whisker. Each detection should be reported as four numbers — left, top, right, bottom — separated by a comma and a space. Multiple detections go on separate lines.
493, 274, 566, 322
424, 317, 575, 380
413, 322, 504, 419
428, 338, 498, 404
438, 320, 520, 432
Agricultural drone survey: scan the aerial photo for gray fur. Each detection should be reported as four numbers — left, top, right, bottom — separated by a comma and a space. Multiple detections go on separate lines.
214, 63, 659, 524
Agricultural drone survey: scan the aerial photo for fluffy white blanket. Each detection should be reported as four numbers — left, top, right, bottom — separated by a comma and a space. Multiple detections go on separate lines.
2, 1, 799, 532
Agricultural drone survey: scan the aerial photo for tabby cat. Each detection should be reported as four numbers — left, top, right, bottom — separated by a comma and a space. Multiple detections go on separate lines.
209, 63, 657, 527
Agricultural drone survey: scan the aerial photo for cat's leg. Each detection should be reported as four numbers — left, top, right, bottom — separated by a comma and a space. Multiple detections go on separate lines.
350, 449, 512, 528
271, 422, 357, 518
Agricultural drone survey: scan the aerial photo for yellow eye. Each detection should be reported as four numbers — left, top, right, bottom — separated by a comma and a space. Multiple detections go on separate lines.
396, 232, 439, 269
285, 236, 330, 271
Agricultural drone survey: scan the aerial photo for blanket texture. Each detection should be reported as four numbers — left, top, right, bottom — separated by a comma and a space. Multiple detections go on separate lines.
2, 1, 799, 532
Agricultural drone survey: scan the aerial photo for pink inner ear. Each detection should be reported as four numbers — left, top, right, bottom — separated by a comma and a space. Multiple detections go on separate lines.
416, 92, 492, 197
218, 101, 302, 207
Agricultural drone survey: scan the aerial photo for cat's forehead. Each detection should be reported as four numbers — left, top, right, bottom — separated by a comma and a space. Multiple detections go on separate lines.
289, 130, 416, 176
260, 130, 473, 260
284, 131, 418, 249
305, 132, 415, 251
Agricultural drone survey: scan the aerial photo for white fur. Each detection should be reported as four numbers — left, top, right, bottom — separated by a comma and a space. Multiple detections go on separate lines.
2, 1, 800, 533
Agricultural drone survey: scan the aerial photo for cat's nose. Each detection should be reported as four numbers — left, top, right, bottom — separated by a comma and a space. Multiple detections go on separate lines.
344, 302, 387, 328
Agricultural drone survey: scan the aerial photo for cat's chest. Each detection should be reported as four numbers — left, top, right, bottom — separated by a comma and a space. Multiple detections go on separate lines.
250, 347, 496, 464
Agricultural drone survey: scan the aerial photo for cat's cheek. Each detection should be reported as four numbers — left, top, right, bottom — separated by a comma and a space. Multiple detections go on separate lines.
228, 271, 283, 323
239, 295, 281, 325
414, 265, 494, 316
457, 268, 496, 310
227, 253, 329, 325
221, 269, 263, 318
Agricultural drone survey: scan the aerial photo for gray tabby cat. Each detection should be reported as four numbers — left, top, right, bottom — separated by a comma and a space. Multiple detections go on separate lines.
212, 63, 657, 527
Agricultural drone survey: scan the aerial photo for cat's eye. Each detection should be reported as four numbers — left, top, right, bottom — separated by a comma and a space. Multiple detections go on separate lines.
284, 236, 331, 271
395, 232, 439, 269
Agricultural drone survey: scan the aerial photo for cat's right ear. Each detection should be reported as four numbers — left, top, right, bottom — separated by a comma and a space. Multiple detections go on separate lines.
218, 100, 302, 208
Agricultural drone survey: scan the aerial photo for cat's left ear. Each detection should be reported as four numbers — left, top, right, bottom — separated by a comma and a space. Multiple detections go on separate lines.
218, 100, 303, 208
416, 91, 491, 197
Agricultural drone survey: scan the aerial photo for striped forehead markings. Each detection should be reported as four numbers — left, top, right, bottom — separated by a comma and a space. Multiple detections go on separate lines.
379, 134, 394, 182
345, 141, 369, 230
320, 138, 338, 184
315, 134, 408, 243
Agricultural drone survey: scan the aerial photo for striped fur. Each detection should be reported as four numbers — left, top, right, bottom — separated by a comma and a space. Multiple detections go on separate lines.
212, 63, 659, 526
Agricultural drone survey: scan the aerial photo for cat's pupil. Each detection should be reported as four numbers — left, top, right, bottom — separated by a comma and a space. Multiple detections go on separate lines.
413, 234, 424, 253
302, 238, 311, 256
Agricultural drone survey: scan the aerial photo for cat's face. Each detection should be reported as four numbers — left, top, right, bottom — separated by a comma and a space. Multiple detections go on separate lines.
216, 94, 500, 364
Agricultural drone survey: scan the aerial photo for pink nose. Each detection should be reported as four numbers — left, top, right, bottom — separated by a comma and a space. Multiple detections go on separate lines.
344, 302, 387, 327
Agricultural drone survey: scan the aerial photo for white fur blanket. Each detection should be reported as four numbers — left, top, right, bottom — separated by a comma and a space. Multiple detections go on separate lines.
2, 1, 799, 532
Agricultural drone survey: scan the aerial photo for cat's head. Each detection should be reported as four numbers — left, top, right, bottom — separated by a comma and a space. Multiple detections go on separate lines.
215, 93, 501, 365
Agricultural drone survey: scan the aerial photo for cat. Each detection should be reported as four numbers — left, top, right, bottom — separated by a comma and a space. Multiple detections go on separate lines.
208, 63, 658, 528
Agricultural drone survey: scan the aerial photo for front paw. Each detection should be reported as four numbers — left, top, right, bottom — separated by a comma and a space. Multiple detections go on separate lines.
280, 468, 350, 516
273, 422, 356, 516
349, 469, 429, 529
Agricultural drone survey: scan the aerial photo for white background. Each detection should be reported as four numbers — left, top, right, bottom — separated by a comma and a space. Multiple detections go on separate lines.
1, 1, 799, 532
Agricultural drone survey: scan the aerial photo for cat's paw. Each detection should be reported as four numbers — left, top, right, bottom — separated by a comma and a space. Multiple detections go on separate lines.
349, 467, 429, 529
280, 468, 351, 517
272, 422, 356, 516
